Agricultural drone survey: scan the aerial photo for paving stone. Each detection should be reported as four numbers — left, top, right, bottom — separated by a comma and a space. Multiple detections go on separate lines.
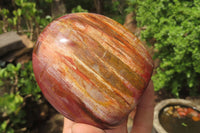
0, 31, 25, 57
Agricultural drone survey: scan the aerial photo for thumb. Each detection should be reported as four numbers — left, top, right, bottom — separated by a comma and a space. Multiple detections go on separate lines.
72, 123, 105, 133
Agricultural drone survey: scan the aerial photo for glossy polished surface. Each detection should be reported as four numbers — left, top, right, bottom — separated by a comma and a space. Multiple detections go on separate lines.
32, 13, 153, 129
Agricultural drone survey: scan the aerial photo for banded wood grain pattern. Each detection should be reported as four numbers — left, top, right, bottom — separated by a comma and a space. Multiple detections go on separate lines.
32, 13, 153, 129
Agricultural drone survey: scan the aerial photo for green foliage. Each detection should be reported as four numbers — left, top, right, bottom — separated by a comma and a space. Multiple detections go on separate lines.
36, 15, 53, 29
45, 0, 52, 3
111, 1, 120, 12
125, 0, 137, 13
18, 62, 41, 99
0, 0, 129, 35
0, 61, 41, 132
64, 0, 93, 13
0, 8, 9, 22
104, 0, 127, 24
0, 8, 12, 33
14, 0, 52, 39
0, 93, 25, 133
136, 0, 200, 97
71, 5, 88, 13
0, 0, 53, 38
0, 93, 23, 115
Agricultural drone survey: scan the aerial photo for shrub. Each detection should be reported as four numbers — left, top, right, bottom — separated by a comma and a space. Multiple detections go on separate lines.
136, 0, 200, 97
0, 61, 41, 132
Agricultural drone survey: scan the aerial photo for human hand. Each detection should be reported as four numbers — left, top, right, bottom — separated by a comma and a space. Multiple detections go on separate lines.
63, 81, 154, 133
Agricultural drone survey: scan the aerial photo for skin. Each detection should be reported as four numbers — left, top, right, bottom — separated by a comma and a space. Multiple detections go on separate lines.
63, 81, 154, 133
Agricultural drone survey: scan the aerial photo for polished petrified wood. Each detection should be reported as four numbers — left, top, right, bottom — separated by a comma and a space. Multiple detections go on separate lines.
32, 13, 153, 129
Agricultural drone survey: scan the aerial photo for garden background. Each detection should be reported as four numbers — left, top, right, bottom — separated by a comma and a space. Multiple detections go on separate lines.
0, 0, 200, 132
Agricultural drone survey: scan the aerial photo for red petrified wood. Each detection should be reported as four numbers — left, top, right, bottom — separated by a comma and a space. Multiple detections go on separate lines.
32, 13, 153, 129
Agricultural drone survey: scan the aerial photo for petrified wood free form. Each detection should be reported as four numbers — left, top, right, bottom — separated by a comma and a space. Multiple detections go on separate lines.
32, 13, 153, 129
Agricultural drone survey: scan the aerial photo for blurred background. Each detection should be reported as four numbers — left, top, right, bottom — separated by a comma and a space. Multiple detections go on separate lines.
0, 0, 200, 133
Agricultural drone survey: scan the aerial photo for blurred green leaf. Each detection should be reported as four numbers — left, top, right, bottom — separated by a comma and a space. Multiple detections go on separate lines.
0, 93, 23, 115
71, 5, 88, 13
